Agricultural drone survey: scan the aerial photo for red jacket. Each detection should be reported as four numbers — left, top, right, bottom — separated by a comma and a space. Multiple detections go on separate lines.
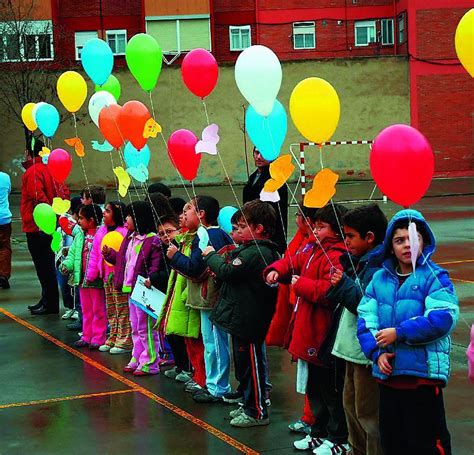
20, 157, 70, 233
264, 236, 346, 365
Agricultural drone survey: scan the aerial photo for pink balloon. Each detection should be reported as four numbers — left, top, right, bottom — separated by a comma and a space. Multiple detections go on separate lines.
167, 129, 201, 181
370, 124, 434, 207
48, 148, 72, 183
181, 49, 219, 99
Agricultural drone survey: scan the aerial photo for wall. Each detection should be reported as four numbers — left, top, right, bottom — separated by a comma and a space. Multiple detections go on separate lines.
145, 0, 209, 16
1, 57, 410, 190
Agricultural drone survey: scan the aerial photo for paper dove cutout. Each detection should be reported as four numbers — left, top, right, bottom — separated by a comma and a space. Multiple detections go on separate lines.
126, 164, 149, 183
65, 137, 85, 157
113, 166, 131, 197
195, 123, 219, 155
39, 146, 51, 157
304, 168, 339, 208
143, 118, 162, 139
408, 221, 420, 275
260, 190, 281, 203
263, 155, 295, 193
197, 225, 210, 251
91, 139, 114, 152
42, 155, 49, 164
52, 197, 71, 215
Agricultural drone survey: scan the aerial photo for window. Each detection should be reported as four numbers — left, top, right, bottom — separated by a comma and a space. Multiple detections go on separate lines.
106, 29, 127, 55
293, 22, 315, 49
75, 31, 98, 60
355, 20, 376, 46
398, 13, 406, 43
381, 19, 394, 45
23, 34, 52, 59
229, 25, 251, 51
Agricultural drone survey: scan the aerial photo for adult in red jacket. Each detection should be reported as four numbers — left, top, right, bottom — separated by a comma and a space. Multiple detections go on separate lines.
21, 138, 70, 315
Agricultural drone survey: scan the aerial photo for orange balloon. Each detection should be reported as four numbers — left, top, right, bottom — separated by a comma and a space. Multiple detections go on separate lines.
98, 104, 124, 149
117, 100, 151, 151
304, 168, 339, 208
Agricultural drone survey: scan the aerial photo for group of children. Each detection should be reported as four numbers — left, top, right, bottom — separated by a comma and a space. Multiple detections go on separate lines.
55, 183, 459, 455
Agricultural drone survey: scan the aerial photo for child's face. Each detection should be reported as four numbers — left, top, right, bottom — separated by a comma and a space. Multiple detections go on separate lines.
314, 220, 338, 242
391, 227, 424, 270
78, 211, 96, 232
235, 218, 265, 242
343, 225, 373, 257
178, 212, 186, 229
183, 202, 200, 231
158, 222, 179, 246
125, 215, 135, 231
72, 212, 79, 222
103, 204, 115, 227
80, 194, 92, 206
230, 223, 243, 244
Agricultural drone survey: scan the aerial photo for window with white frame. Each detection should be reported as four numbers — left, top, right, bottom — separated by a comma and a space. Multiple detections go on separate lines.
75, 31, 98, 60
106, 29, 127, 55
398, 13, 406, 43
229, 25, 251, 51
381, 18, 394, 45
354, 20, 376, 46
293, 22, 315, 49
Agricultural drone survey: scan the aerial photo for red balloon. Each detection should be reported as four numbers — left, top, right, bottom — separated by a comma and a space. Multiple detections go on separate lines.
167, 129, 201, 181
370, 124, 434, 207
47, 148, 72, 183
117, 100, 151, 151
98, 104, 124, 149
181, 49, 219, 99
59, 216, 73, 235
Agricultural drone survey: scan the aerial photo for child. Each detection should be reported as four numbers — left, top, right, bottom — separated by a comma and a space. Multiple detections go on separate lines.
167, 196, 234, 403
87, 201, 131, 354
81, 185, 106, 209
357, 209, 458, 455
61, 204, 106, 349
103, 201, 162, 376
203, 200, 280, 426
327, 204, 387, 455
265, 203, 350, 453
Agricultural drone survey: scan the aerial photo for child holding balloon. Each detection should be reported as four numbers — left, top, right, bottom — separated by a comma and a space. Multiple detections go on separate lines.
86, 201, 131, 354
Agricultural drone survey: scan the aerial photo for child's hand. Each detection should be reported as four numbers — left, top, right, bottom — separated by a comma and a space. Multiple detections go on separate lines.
376, 328, 397, 347
291, 275, 300, 286
61, 266, 68, 274
102, 245, 110, 256
330, 268, 343, 287
167, 243, 178, 259
266, 270, 279, 284
144, 278, 151, 289
202, 246, 215, 256
378, 352, 395, 375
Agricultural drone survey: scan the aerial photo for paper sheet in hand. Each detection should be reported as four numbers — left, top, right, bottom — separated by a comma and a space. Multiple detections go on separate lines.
130, 275, 166, 320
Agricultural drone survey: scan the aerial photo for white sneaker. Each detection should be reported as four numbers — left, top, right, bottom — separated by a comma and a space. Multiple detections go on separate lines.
62, 309, 75, 320
99, 344, 111, 352
184, 380, 202, 394
175, 371, 192, 383
78, 332, 83, 337
70, 310, 79, 320
294, 435, 326, 451
313, 441, 350, 455
110, 346, 132, 354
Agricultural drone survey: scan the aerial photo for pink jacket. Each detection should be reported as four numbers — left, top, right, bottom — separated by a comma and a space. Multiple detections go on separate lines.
86, 224, 128, 283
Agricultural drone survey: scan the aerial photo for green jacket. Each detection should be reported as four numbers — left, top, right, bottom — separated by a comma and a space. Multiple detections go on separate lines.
61, 230, 103, 288
157, 231, 201, 338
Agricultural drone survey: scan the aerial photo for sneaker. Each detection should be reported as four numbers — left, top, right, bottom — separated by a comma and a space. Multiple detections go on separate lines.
265, 398, 272, 407
289, 419, 312, 434
110, 347, 132, 354
158, 359, 175, 368
184, 380, 203, 394
133, 369, 158, 376
229, 407, 244, 419
230, 412, 269, 428
70, 310, 79, 320
313, 441, 350, 455
222, 390, 244, 404
164, 367, 179, 379
66, 320, 82, 331
89, 343, 100, 350
175, 371, 192, 383
73, 339, 88, 348
192, 389, 222, 403
0, 276, 10, 289
99, 344, 111, 352
123, 364, 136, 373
294, 435, 326, 451
62, 309, 76, 320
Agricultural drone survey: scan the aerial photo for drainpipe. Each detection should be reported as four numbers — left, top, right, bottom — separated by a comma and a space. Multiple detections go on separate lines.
393, 0, 397, 55
255, 0, 259, 44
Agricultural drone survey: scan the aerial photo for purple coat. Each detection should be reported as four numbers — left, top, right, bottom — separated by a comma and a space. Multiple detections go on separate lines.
104, 232, 162, 292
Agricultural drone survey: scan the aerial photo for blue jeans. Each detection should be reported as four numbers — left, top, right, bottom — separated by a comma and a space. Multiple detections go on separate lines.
200, 310, 231, 397
56, 267, 74, 310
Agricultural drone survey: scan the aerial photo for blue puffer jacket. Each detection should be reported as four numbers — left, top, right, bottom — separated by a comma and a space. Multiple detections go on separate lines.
357, 209, 459, 384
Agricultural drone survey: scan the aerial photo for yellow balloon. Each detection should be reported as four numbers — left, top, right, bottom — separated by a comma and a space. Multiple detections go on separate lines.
21, 102, 37, 131
57, 71, 88, 113
101, 231, 124, 266
455, 8, 474, 78
289, 77, 340, 144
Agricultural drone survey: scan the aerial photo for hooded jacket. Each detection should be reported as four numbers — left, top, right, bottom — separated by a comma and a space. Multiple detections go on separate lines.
357, 209, 459, 384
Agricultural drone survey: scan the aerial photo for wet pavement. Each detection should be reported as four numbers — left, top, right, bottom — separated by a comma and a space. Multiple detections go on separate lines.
1, 178, 473, 454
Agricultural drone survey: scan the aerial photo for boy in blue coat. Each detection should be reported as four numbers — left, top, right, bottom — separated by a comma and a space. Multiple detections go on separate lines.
357, 209, 458, 455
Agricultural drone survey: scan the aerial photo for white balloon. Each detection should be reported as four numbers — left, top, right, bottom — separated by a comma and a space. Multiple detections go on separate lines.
32, 102, 47, 123
88, 91, 117, 127
235, 45, 282, 117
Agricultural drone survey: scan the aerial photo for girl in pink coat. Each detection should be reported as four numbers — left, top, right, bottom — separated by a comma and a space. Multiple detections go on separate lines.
86, 201, 131, 354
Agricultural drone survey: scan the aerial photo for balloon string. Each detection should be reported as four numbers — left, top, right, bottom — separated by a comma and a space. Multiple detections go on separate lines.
190, 179, 198, 201
148, 91, 156, 120
73, 113, 79, 138
202, 100, 210, 127
276, 202, 295, 275
369, 184, 377, 200
319, 146, 324, 170
108, 150, 126, 223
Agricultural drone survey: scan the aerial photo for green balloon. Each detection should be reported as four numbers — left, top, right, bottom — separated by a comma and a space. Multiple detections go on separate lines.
125, 33, 162, 92
95, 75, 121, 102
33, 203, 57, 235
51, 231, 62, 253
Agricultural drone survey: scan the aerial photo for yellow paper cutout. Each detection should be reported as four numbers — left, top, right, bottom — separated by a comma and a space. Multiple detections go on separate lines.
143, 118, 162, 139
39, 146, 51, 157
263, 155, 295, 193
303, 168, 339, 208
52, 197, 71, 215
113, 166, 131, 197
65, 137, 85, 157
